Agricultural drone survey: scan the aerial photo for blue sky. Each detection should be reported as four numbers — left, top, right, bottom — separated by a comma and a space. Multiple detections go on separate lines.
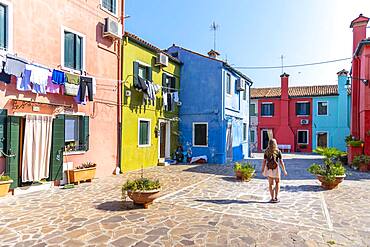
125, 0, 370, 87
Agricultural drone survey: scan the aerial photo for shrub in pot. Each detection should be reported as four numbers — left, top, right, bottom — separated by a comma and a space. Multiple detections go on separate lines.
307, 147, 346, 190
0, 175, 13, 197
352, 155, 370, 172
68, 162, 97, 185
234, 162, 255, 182
122, 177, 161, 209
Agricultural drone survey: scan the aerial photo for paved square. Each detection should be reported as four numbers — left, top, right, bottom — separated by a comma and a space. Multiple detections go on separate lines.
1, 155, 370, 246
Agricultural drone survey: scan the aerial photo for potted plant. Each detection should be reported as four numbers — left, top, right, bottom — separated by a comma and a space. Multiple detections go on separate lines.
0, 175, 13, 197
122, 177, 161, 209
352, 155, 370, 172
68, 162, 97, 185
234, 162, 255, 182
307, 147, 346, 190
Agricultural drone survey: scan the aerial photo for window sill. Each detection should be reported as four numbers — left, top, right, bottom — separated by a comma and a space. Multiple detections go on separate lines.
64, 151, 86, 156
100, 5, 119, 19
193, 145, 208, 148
138, 144, 151, 148
61, 66, 82, 75
261, 115, 273, 117
296, 115, 310, 117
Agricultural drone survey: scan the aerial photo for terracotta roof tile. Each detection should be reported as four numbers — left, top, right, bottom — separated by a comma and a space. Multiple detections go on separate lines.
251, 85, 350, 99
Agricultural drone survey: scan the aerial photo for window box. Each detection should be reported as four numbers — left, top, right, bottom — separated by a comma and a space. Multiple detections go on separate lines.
68, 167, 96, 185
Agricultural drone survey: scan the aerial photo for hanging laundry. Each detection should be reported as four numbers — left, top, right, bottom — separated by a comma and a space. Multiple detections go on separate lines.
74, 87, 87, 105
0, 60, 11, 84
163, 92, 168, 107
173, 91, 179, 103
79, 76, 94, 102
4, 54, 28, 78
64, 72, 80, 96
46, 75, 60, 94
29, 65, 50, 94
136, 76, 148, 92
51, 69, 65, 85
16, 66, 32, 91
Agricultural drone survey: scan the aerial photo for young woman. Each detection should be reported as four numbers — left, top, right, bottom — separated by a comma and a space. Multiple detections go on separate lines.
261, 139, 288, 203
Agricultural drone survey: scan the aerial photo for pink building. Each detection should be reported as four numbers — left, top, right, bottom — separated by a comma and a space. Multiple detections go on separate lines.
0, 0, 124, 193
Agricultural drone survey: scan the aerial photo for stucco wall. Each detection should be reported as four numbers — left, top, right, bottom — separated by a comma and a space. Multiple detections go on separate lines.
0, 0, 123, 178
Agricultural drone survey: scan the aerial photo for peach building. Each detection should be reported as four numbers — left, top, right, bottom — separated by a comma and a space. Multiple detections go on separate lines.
0, 0, 124, 193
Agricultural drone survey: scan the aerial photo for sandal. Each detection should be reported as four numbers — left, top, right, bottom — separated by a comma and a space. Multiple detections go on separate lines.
274, 198, 280, 203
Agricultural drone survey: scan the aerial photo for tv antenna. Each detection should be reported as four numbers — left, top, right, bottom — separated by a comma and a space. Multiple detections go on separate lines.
210, 21, 220, 51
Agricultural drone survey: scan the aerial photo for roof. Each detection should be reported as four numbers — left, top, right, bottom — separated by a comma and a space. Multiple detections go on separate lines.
251, 85, 350, 99
168, 45, 254, 85
354, 38, 370, 56
350, 14, 369, 28
124, 32, 181, 64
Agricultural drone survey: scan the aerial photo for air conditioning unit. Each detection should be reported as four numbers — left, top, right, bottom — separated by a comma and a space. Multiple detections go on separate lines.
155, 53, 169, 67
103, 17, 122, 39
301, 119, 309, 125
236, 78, 246, 91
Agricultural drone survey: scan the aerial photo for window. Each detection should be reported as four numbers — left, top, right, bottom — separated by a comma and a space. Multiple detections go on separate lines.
243, 82, 247, 100
162, 74, 176, 112
261, 103, 274, 116
250, 130, 255, 143
0, 3, 7, 50
64, 31, 83, 71
317, 101, 328, 116
243, 123, 247, 141
296, 102, 310, 116
249, 103, 256, 116
226, 73, 231, 95
101, 0, 117, 15
297, 130, 309, 144
193, 123, 208, 147
138, 119, 150, 146
64, 115, 89, 152
138, 65, 148, 80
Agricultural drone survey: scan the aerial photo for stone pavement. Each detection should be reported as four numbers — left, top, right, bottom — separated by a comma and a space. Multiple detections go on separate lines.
1, 156, 370, 246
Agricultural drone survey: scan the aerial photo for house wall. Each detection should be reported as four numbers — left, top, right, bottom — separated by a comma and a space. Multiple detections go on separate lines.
121, 38, 180, 172
167, 46, 225, 163
0, 0, 123, 178
249, 99, 258, 152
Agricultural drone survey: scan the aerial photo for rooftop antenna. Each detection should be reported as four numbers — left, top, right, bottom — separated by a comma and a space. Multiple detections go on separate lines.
280, 55, 285, 74
210, 21, 220, 51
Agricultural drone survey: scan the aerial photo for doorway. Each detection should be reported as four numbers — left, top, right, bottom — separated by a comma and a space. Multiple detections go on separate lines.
158, 120, 170, 159
261, 129, 271, 150
317, 132, 328, 148
226, 123, 233, 161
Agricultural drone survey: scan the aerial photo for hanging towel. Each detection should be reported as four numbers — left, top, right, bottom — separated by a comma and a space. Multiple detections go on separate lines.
16, 67, 32, 91
173, 92, 179, 103
0, 61, 11, 84
64, 72, 80, 96
137, 76, 148, 92
64, 72, 80, 85
51, 69, 65, 85
4, 54, 28, 78
29, 65, 50, 94
163, 92, 168, 107
46, 75, 60, 94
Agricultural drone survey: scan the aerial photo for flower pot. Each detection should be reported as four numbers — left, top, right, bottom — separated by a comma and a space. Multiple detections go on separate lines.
235, 170, 254, 182
317, 175, 346, 190
0, 180, 13, 197
359, 163, 368, 172
235, 170, 243, 180
68, 167, 96, 185
127, 189, 161, 209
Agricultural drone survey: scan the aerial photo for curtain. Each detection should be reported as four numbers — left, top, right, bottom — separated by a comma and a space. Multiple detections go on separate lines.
22, 115, 53, 182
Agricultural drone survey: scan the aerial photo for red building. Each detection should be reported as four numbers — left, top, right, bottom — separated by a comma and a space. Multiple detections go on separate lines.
349, 14, 370, 161
252, 73, 313, 152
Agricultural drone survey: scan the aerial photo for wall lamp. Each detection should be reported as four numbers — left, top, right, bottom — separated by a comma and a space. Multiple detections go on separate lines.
346, 77, 369, 88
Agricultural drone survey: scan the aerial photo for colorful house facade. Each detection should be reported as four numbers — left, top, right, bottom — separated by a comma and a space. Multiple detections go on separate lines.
166, 46, 253, 164
348, 14, 370, 162
251, 72, 350, 152
121, 32, 181, 172
0, 0, 124, 192
249, 98, 258, 152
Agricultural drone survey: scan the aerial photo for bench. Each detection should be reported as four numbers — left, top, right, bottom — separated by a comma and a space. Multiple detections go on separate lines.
278, 144, 291, 153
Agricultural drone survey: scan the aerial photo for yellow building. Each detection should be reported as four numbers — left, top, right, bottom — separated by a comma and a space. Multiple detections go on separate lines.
121, 32, 181, 172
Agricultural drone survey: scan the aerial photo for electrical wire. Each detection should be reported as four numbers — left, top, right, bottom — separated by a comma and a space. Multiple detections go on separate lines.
234, 57, 352, 70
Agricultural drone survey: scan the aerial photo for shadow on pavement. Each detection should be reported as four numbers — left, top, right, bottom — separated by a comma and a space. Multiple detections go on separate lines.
280, 184, 323, 192
195, 199, 269, 204
96, 201, 142, 211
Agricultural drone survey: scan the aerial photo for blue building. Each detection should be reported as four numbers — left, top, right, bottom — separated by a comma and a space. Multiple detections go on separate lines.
312, 70, 351, 151
166, 46, 253, 164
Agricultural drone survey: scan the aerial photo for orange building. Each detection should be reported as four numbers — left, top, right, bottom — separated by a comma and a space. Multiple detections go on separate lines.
0, 0, 124, 193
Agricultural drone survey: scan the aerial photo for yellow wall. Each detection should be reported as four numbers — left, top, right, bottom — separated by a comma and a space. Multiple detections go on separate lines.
121, 37, 180, 172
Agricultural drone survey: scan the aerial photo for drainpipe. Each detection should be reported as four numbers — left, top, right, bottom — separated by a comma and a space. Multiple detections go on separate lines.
248, 83, 252, 158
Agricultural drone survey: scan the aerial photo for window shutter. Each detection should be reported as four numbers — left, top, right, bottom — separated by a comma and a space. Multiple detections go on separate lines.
64, 32, 75, 69
80, 116, 89, 151
271, 104, 275, 116
147, 67, 152, 81
0, 4, 6, 49
307, 103, 310, 115
49, 115, 65, 181
6, 116, 20, 189
170, 77, 176, 92
76, 36, 82, 71
0, 109, 7, 156
133, 62, 139, 87
162, 74, 167, 88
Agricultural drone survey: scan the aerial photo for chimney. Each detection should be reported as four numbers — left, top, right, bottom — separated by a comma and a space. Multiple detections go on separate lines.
207, 49, 220, 59
350, 14, 369, 54
280, 73, 289, 100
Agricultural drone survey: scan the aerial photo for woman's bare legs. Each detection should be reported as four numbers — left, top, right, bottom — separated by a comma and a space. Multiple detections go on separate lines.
268, 177, 275, 201
274, 178, 280, 201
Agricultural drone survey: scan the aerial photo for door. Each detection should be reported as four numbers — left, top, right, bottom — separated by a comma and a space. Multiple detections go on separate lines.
48, 115, 65, 181
317, 132, 328, 148
6, 116, 21, 189
226, 124, 233, 161
159, 122, 166, 158
261, 130, 270, 150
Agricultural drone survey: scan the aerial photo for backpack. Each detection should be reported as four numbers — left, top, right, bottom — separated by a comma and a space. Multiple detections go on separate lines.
266, 151, 279, 170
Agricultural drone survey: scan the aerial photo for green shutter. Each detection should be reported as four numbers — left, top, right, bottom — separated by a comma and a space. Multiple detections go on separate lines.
49, 115, 65, 181
170, 77, 176, 92
0, 109, 7, 156
76, 36, 82, 71
64, 32, 74, 69
133, 62, 139, 87
162, 74, 167, 88
6, 116, 20, 189
80, 116, 89, 151
0, 4, 6, 49
147, 67, 152, 81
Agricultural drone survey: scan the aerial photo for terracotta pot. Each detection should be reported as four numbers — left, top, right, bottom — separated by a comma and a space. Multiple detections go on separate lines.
127, 190, 161, 209
317, 175, 346, 190
0, 180, 13, 197
68, 167, 96, 185
359, 163, 368, 172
